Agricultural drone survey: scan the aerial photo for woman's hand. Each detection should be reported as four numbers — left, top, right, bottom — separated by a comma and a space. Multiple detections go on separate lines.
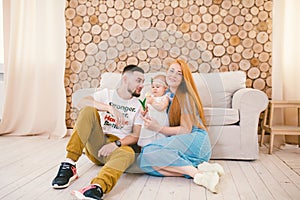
142, 116, 163, 132
98, 142, 118, 157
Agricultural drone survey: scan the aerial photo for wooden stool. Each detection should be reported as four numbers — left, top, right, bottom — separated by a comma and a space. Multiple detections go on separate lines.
260, 100, 300, 154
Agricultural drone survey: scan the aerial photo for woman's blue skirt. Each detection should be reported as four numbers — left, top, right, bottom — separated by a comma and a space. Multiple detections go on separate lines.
138, 127, 211, 177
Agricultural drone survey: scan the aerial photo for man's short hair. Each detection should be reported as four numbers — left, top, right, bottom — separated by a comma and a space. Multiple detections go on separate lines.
122, 65, 144, 75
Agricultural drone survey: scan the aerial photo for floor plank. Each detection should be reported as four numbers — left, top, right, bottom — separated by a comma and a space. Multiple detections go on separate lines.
251, 158, 292, 200
238, 160, 274, 200
0, 136, 299, 200
227, 161, 257, 200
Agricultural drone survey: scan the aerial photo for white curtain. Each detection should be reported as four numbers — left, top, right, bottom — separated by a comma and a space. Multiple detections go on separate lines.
273, 0, 300, 144
0, 0, 67, 137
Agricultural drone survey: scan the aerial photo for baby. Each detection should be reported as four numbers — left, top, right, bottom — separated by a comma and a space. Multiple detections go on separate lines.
138, 74, 169, 147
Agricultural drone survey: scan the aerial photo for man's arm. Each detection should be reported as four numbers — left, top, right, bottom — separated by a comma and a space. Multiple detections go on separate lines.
77, 96, 111, 112
78, 95, 125, 126
119, 124, 142, 146
98, 124, 142, 157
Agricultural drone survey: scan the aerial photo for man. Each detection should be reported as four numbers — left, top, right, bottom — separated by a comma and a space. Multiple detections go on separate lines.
52, 65, 145, 200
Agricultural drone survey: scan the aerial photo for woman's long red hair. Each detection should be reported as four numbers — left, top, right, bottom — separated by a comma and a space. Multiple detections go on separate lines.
168, 59, 206, 130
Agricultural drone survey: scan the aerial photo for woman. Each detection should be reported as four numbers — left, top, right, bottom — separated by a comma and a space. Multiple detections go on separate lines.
138, 59, 223, 193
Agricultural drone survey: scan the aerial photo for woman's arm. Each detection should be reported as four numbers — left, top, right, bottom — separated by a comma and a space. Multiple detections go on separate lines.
142, 114, 192, 136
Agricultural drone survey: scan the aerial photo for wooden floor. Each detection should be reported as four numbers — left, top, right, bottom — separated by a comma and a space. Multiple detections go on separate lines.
0, 136, 299, 200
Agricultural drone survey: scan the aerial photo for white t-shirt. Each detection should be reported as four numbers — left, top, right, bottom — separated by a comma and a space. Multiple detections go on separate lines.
93, 88, 143, 139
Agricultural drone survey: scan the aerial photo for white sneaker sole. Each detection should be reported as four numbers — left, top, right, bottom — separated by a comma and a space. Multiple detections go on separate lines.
52, 174, 78, 189
71, 190, 97, 200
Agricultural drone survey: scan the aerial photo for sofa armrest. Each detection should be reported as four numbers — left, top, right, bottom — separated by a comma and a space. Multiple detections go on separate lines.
232, 88, 268, 113
232, 88, 268, 159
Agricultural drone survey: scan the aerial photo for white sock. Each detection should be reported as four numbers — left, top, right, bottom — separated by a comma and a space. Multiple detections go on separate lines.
65, 158, 76, 165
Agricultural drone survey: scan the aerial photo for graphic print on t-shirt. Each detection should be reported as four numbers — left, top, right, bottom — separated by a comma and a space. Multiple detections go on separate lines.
102, 101, 136, 131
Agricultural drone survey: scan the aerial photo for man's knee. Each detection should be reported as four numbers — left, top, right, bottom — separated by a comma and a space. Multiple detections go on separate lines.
80, 106, 98, 116
116, 146, 135, 164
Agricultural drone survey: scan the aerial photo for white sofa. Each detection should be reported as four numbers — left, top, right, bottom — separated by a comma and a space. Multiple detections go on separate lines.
72, 71, 268, 160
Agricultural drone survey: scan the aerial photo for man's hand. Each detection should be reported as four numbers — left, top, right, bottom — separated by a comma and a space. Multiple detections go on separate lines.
108, 106, 125, 126
98, 143, 118, 157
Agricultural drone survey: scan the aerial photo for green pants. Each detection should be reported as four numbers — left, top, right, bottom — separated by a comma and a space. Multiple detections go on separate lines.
66, 106, 135, 193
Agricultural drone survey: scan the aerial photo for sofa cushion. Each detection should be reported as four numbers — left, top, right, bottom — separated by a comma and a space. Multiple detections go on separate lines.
193, 71, 246, 108
204, 107, 239, 126
99, 71, 246, 109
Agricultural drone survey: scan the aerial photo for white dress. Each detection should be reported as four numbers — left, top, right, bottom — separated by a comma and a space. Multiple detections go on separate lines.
138, 95, 169, 147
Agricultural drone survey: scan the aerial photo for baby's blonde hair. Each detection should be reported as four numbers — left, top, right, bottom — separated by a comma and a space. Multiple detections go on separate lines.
151, 74, 167, 87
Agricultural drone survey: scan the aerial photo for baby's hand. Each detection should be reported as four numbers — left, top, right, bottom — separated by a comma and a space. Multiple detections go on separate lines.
146, 96, 153, 104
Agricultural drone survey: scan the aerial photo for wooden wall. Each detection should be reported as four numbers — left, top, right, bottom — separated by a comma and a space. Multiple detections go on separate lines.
64, 0, 273, 128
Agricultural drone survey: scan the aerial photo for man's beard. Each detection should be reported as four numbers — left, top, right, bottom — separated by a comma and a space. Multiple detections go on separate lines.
132, 91, 140, 97
128, 88, 141, 97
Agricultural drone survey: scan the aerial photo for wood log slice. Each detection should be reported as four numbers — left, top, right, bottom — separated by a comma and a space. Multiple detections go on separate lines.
266, 76, 272, 87
229, 6, 240, 16
239, 59, 251, 70
229, 63, 239, 71
217, 66, 227, 73
232, 53, 242, 62
226, 46, 235, 54
229, 24, 239, 35
150, 58, 162, 70
243, 22, 253, 31
213, 15, 223, 24
198, 23, 208, 33
259, 63, 270, 72
201, 50, 213, 62
245, 78, 253, 88
238, 30, 247, 40
202, 13, 213, 23
213, 45, 226, 57
208, 23, 218, 33
218, 23, 227, 33
242, 49, 254, 59
138, 17, 151, 30
85, 43, 98, 55
79, 71, 88, 80
253, 78, 265, 90
259, 52, 270, 62
224, 15, 234, 25
250, 58, 260, 66
253, 43, 263, 53
247, 67, 260, 79
66, 8, 76, 19
123, 19, 137, 31
85, 55, 95, 67
229, 35, 241, 46
264, 41, 272, 52
211, 58, 221, 69
147, 47, 159, 58
256, 32, 268, 44
199, 63, 211, 73
221, 55, 231, 65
